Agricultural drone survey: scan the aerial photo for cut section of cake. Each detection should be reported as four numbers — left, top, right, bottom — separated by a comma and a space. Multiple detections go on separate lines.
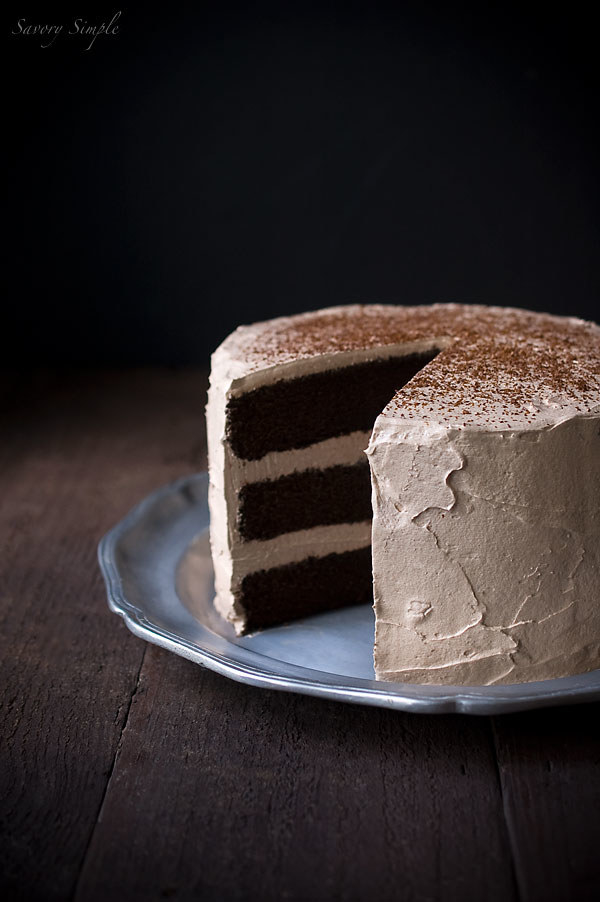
207, 314, 441, 634
206, 303, 600, 685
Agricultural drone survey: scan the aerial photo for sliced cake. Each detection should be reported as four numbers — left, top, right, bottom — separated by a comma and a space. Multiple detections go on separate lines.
206, 303, 600, 684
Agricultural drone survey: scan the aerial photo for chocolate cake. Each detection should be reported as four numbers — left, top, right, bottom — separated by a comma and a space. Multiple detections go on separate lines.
206, 304, 600, 685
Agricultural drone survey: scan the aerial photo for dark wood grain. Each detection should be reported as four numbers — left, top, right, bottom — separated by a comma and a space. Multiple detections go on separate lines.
75, 645, 516, 902
0, 370, 207, 902
493, 706, 600, 902
1, 369, 598, 902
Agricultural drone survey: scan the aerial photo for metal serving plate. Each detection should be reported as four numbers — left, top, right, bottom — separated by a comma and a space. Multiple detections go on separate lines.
99, 473, 600, 715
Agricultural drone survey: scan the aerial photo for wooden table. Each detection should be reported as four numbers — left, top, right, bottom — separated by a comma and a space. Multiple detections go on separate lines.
2, 370, 598, 902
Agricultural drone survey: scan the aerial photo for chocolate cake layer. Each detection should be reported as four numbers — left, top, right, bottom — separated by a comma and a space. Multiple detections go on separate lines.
238, 461, 372, 541
226, 351, 439, 461
239, 546, 373, 631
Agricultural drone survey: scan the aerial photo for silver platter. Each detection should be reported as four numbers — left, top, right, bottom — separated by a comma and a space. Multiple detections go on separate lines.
99, 473, 600, 715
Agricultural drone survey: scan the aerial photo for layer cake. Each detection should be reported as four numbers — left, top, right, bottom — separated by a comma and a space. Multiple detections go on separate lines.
206, 304, 600, 685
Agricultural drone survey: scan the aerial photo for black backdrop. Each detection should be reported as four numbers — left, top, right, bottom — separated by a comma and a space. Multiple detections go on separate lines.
7, 1, 599, 365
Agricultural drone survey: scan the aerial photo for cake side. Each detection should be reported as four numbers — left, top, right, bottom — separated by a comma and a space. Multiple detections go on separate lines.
368, 413, 600, 684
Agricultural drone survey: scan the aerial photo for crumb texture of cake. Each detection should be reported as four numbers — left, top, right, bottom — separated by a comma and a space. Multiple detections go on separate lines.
206, 303, 600, 685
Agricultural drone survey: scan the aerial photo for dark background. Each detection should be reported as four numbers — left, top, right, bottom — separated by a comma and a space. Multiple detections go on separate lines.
7, 1, 599, 365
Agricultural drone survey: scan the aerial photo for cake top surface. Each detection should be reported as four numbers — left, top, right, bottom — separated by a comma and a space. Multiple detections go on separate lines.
212, 303, 600, 431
